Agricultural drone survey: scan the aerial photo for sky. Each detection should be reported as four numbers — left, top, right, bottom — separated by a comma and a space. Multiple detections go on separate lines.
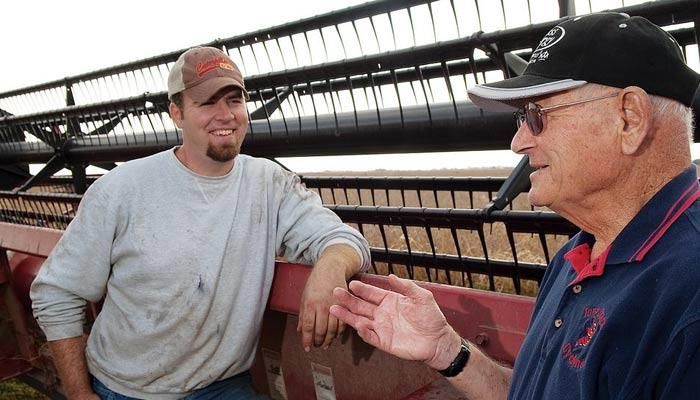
1, 0, 698, 172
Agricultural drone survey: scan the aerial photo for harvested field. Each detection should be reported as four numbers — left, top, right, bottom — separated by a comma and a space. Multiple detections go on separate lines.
304, 167, 571, 297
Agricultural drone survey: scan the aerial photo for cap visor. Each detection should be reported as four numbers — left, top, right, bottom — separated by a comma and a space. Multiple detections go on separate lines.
468, 75, 587, 111
185, 77, 250, 103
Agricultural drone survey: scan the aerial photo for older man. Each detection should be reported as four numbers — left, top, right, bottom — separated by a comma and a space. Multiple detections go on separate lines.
31, 47, 370, 399
330, 12, 700, 399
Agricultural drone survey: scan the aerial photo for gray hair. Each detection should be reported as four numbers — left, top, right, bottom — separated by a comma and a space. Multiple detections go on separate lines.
649, 94, 694, 144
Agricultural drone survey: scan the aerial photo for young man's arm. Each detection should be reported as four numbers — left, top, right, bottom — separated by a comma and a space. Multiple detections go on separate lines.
48, 336, 100, 400
30, 181, 117, 399
297, 243, 363, 351
272, 167, 370, 351
330, 275, 512, 399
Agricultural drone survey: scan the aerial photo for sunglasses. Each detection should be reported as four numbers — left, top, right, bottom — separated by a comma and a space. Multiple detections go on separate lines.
514, 92, 619, 135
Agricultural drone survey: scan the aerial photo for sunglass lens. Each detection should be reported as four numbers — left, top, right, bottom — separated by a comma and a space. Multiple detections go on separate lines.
525, 104, 543, 135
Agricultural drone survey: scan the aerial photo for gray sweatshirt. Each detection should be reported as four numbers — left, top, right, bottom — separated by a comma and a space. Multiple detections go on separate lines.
30, 148, 370, 399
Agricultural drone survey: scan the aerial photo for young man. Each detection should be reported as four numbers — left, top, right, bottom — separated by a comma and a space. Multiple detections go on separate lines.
331, 12, 700, 399
31, 46, 370, 400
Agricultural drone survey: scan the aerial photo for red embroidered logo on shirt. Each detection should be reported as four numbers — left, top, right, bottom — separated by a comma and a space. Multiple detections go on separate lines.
561, 307, 606, 369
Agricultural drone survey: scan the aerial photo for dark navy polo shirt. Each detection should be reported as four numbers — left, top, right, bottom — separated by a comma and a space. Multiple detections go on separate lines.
509, 165, 700, 400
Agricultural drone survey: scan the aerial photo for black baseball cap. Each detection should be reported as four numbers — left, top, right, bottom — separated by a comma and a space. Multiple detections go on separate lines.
468, 12, 700, 110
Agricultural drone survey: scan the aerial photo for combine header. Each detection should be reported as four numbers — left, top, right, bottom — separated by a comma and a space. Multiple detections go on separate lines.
0, 0, 698, 398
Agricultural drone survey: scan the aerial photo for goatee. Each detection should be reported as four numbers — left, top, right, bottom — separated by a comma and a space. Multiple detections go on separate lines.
207, 143, 239, 162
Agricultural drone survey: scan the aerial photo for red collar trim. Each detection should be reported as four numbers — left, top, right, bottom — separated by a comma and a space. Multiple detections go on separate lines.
564, 243, 611, 286
629, 183, 700, 262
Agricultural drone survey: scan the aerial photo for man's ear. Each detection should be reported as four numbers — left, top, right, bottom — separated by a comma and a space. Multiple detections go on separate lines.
169, 102, 183, 129
618, 86, 652, 155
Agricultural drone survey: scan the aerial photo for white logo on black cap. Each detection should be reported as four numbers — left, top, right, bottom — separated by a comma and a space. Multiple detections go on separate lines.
530, 26, 566, 64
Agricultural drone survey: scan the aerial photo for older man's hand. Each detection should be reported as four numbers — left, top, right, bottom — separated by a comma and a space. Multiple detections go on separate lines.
329, 274, 457, 368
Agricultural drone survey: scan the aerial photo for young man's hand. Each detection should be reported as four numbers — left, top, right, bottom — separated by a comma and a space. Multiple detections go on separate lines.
297, 244, 361, 351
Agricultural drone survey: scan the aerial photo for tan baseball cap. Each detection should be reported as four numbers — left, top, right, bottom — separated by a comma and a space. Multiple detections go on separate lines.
168, 46, 249, 103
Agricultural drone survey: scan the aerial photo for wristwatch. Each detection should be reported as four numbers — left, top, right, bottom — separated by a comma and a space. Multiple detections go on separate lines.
438, 337, 471, 377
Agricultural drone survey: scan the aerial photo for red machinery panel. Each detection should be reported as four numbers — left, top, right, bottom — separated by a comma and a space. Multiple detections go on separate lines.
0, 224, 535, 399
252, 262, 534, 399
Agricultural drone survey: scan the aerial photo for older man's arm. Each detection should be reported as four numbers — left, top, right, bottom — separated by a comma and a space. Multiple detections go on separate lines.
329, 274, 512, 399
298, 243, 363, 351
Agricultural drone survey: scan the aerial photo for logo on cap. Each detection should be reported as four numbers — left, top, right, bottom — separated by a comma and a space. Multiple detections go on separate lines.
196, 57, 235, 78
529, 26, 565, 64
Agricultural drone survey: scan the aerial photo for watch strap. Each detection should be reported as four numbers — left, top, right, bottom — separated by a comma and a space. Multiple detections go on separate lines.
438, 337, 471, 377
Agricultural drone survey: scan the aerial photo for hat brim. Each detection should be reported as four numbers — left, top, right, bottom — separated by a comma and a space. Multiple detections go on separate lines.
468, 74, 587, 111
185, 76, 250, 103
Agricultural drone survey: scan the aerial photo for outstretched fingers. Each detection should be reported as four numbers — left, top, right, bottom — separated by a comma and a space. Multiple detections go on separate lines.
330, 304, 364, 328
329, 304, 381, 348
346, 279, 393, 306
387, 274, 430, 300
332, 286, 377, 318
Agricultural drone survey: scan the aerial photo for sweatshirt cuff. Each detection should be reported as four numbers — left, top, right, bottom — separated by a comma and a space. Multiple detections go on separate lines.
321, 239, 370, 272
41, 322, 85, 342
